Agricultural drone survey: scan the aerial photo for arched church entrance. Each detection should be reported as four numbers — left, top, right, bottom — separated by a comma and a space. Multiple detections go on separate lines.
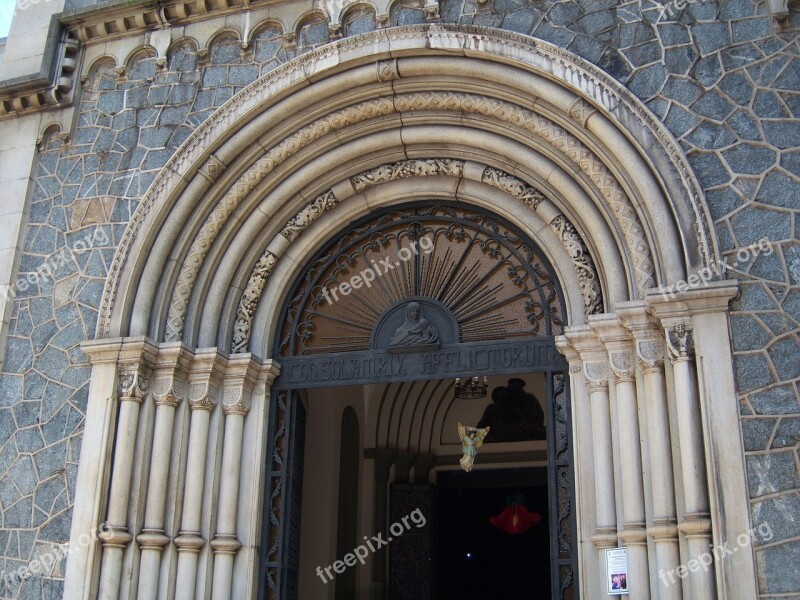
64, 26, 757, 600
262, 202, 578, 599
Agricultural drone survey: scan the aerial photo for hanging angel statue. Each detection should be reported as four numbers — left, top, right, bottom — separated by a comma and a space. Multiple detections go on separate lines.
458, 422, 490, 472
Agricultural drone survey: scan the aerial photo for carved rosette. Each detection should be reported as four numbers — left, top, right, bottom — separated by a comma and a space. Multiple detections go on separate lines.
480, 167, 545, 210
610, 351, 635, 383
550, 215, 603, 315
118, 365, 150, 403
666, 324, 694, 363
636, 339, 665, 371
231, 251, 278, 353
280, 191, 340, 243
350, 159, 464, 191
584, 361, 609, 391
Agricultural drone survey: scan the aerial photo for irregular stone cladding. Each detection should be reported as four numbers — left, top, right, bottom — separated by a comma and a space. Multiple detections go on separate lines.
0, 2, 798, 597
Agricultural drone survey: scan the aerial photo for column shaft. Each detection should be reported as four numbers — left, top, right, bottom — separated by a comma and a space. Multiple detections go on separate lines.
98, 365, 149, 600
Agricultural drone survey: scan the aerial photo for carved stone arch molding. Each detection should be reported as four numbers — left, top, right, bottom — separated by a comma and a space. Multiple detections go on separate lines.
68, 25, 763, 600
97, 24, 716, 349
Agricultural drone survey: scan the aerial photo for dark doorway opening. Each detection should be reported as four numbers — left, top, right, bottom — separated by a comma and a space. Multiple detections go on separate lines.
437, 468, 551, 600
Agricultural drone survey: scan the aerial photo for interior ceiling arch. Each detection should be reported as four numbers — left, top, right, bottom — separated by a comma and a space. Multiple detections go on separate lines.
99, 25, 718, 353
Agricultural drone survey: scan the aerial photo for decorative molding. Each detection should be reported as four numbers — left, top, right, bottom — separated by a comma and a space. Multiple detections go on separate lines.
280, 191, 340, 242
351, 159, 464, 191
567, 97, 596, 126
144, 88, 652, 343
198, 155, 227, 184
376, 59, 399, 82
100, 27, 711, 342
480, 167, 545, 210
0, 32, 80, 121
550, 215, 603, 315
666, 323, 694, 362
231, 252, 278, 353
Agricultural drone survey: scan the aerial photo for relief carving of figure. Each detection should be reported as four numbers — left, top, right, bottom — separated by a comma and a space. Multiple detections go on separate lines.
389, 302, 439, 347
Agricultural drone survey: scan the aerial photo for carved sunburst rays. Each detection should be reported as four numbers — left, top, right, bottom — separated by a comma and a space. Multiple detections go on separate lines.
279, 205, 563, 357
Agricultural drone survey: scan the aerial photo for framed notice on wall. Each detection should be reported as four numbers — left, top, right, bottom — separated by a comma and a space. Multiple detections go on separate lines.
606, 548, 629, 595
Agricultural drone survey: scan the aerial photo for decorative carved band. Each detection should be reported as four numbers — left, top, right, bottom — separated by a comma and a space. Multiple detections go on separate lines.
280, 191, 340, 243
480, 167, 545, 209
550, 215, 603, 315
351, 158, 464, 190
231, 252, 278, 353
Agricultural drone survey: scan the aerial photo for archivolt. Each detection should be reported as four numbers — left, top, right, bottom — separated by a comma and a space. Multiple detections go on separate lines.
98, 25, 717, 351
229, 159, 602, 353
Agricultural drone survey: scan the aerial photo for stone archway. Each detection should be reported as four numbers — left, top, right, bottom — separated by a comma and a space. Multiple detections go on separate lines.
64, 25, 756, 600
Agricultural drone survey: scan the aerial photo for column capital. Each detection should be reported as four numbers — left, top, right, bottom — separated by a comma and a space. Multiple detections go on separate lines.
636, 339, 666, 371
666, 323, 695, 363
584, 361, 609, 390
118, 362, 151, 403
187, 348, 227, 412
151, 343, 192, 407
221, 354, 261, 416
609, 351, 636, 383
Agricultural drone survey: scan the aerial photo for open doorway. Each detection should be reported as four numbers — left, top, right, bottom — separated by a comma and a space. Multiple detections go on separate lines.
437, 468, 551, 600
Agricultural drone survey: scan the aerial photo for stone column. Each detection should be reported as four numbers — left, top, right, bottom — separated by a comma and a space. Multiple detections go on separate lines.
566, 327, 617, 600
136, 345, 188, 600
620, 305, 681, 600
593, 317, 650, 600
210, 356, 258, 600
667, 323, 716, 600
174, 350, 224, 600
97, 355, 152, 600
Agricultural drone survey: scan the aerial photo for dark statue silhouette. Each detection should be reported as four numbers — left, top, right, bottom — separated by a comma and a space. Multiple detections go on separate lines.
477, 378, 546, 442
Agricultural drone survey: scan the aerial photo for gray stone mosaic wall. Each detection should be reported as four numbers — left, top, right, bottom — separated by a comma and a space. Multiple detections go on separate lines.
0, 1, 797, 597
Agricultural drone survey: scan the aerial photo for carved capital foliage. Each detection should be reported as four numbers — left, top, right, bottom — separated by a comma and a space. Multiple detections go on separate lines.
666, 324, 694, 362
636, 339, 665, 370
610, 351, 635, 382
584, 361, 609, 389
118, 364, 150, 403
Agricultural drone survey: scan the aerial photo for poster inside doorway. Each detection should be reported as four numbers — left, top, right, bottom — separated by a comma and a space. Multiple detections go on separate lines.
605, 548, 629, 595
